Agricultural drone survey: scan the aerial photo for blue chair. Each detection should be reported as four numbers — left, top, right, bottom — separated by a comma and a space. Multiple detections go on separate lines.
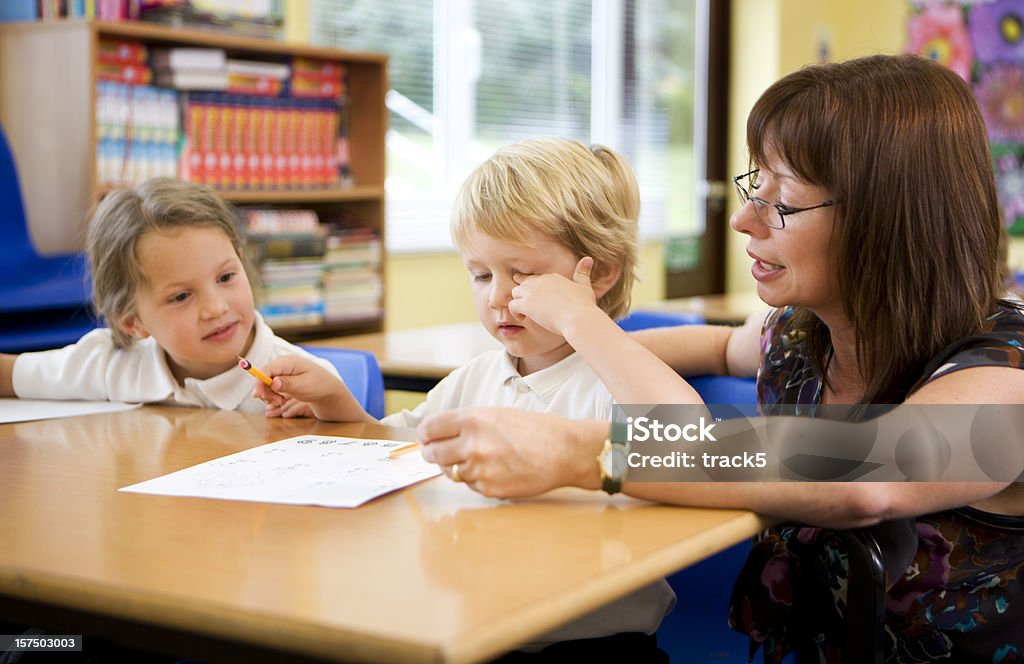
300, 346, 386, 419
0, 124, 97, 352
616, 309, 704, 331
0, 125, 93, 312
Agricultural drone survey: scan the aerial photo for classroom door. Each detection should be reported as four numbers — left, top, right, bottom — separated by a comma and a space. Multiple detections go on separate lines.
664, 0, 729, 298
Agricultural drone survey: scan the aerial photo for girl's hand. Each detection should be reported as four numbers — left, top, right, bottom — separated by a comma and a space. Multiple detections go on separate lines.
253, 354, 353, 420
256, 354, 380, 422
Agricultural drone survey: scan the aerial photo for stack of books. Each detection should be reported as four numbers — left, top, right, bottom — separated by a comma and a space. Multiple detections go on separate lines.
97, 38, 151, 86
151, 46, 228, 90
245, 209, 326, 329
227, 58, 290, 97
243, 208, 383, 328
320, 210, 383, 323
322, 227, 383, 323
290, 58, 346, 99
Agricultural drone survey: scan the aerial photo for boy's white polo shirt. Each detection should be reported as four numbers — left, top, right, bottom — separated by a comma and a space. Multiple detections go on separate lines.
13, 313, 337, 413
382, 349, 616, 428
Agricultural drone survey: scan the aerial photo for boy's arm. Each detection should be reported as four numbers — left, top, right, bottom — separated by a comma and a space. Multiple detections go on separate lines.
255, 354, 377, 423
631, 306, 766, 377
1, 354, 15, 396
511, 260, 766, 404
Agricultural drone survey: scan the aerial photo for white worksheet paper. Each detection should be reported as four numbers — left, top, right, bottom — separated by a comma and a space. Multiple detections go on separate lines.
119, 435, 441, 508
0, 398, 141, 423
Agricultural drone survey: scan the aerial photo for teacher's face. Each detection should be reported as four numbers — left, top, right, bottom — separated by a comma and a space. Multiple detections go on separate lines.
730, 159, 840, 315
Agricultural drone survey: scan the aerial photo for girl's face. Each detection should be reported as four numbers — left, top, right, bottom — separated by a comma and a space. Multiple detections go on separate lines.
118, 226, 256, 382
730, 158, 842, 320
460, 226, 580, 375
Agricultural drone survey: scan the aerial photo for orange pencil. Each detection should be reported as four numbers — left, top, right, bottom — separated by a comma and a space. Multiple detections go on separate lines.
388, 442, 421, 459
237, 356, 273, 387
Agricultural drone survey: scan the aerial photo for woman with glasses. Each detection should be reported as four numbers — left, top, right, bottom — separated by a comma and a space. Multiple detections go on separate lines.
416, 54, 1024, 662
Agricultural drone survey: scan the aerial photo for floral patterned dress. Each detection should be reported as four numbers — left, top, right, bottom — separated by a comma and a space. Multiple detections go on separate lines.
728, 303, 1024, 663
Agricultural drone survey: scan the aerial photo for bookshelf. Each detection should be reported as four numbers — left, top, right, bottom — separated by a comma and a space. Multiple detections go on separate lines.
0, 20, 388, 341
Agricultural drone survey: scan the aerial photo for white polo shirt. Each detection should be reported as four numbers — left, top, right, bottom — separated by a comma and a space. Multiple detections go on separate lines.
382, 349, 616, 428
12, 314, 338, 413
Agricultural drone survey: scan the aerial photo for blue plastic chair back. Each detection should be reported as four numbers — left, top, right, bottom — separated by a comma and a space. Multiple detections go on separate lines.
0, 123, 92, 312
300, 346, 386, 420
687, 374, 757, 411
616, 309, 704, 331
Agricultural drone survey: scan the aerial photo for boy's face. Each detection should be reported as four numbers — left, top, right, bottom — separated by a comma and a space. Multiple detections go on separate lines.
118, 226, 257, 383
461, 226, 579, 375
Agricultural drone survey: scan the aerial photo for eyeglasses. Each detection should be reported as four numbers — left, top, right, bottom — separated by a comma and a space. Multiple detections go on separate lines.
732, 169, 835, 230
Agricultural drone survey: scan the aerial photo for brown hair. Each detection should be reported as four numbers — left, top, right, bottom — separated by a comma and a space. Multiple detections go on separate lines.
451, 138, 640, 320
747, 54, 1003, 403
85, 178, 254, 349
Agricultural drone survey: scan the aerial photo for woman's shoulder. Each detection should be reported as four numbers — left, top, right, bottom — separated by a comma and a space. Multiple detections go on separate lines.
917, 301, 1024, 386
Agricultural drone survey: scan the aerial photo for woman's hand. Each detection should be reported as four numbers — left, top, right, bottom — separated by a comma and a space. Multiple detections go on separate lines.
510, 257, 601, 336
417, 407, 607, 498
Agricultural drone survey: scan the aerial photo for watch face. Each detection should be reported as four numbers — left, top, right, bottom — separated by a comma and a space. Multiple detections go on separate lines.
611, 447, 627, 477
601, 445, 627, 478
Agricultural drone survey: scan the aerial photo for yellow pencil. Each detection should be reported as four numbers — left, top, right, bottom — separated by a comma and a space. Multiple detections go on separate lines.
388, 442, 422, 459
237, 356, 273, 387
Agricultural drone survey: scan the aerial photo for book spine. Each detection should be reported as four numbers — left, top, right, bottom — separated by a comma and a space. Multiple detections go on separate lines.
249, 235, 327, 260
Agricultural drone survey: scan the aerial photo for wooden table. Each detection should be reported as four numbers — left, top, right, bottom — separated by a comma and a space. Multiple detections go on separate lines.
0, 406, 768, 664
311, 293, 766, 392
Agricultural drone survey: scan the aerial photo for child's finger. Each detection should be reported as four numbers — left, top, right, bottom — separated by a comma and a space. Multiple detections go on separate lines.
253, 383, 281, 401
281, 399, 313, 418
573, 256, 594, 285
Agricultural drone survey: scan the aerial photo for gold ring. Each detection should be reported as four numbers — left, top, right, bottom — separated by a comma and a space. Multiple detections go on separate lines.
450, 463, 463, 483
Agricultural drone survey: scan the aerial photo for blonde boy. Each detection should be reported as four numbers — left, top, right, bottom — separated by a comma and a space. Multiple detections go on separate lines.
256, 139, 673, 658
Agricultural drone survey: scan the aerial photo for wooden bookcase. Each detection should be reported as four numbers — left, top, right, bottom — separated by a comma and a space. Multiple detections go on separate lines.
0, 20, 388, 340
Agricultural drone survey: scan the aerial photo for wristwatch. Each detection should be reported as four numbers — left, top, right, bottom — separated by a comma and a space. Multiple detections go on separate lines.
597, 420, 629, 494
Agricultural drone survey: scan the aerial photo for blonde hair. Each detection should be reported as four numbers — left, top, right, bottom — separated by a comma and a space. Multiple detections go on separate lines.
85, 178, 254, 349
451, 138, 640, 320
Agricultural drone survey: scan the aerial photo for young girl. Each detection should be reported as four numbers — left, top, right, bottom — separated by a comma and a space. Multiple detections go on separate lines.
0, 177, 336, 412
254, 138, 676, 659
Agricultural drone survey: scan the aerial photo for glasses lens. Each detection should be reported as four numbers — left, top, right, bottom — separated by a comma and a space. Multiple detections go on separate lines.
735, 171, 783, 229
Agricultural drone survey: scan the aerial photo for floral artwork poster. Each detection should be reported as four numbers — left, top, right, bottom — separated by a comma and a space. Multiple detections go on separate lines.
907, 0, 1024, 235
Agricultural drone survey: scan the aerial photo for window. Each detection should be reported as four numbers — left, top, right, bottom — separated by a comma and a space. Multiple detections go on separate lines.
311, 0, 703, 254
